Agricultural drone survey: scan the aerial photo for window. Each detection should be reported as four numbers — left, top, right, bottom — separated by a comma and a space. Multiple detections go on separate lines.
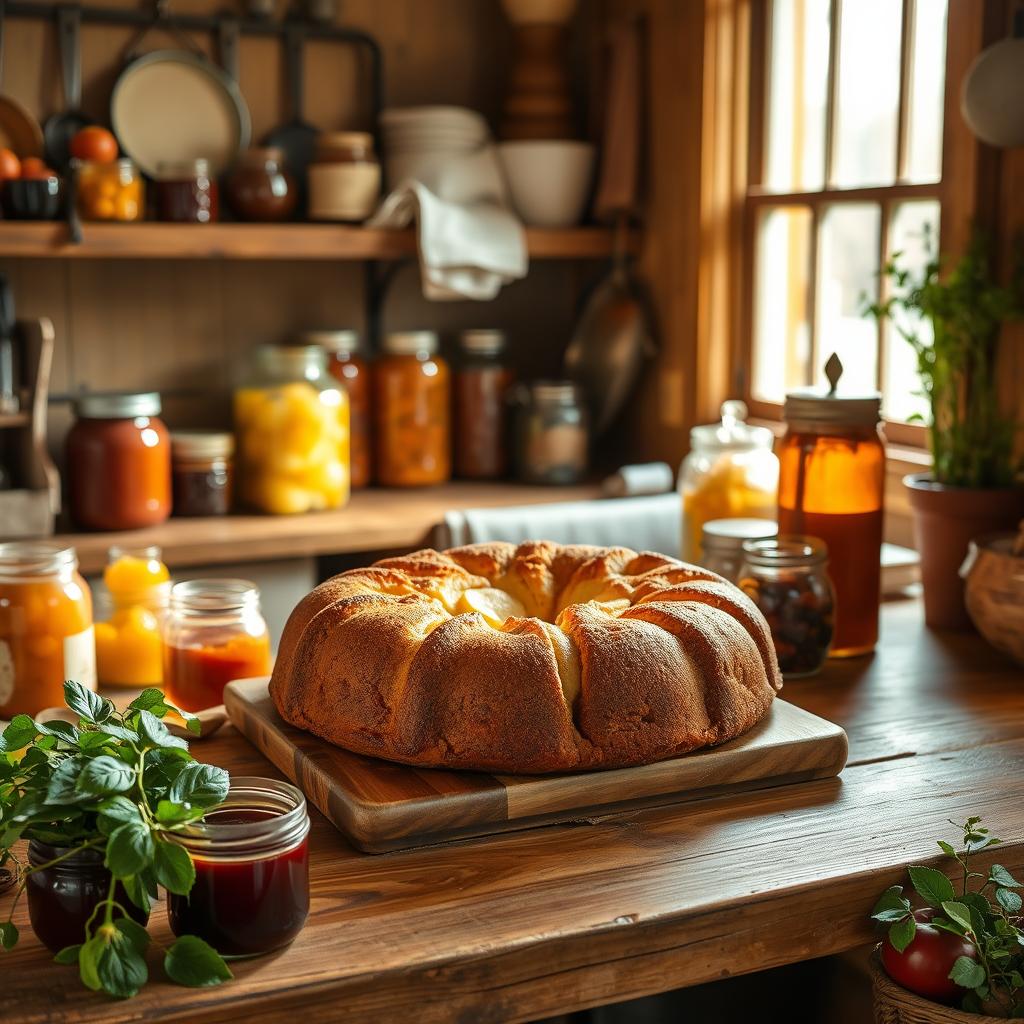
743, 0, 949, 440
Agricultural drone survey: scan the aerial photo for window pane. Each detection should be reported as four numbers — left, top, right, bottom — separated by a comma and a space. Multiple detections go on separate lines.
904, 0, 948, 183
815, 204, 880, 392
882, 200, 939, 422
753, 207, 813, 403
765, 0, 831, 192
832, 0, 903, 188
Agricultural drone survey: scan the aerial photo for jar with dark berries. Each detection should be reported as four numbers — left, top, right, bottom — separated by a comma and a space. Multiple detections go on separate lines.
739, 536, 835, 678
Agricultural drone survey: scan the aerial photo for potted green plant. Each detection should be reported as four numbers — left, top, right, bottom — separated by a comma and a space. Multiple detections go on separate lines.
0, 681, 232, 999
869, 230, 1024, 629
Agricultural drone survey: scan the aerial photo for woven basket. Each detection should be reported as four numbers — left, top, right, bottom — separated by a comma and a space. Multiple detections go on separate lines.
871, 948, 1006, 1023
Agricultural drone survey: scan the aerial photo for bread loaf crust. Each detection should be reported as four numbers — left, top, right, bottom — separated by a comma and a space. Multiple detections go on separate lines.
270, 541, 783, 773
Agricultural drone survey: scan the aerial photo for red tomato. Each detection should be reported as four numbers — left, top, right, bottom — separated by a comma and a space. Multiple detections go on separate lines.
20, 157, 55, 179
69, 126, 118, 163
882, 909, 978, 1004
0, 148, 20, 181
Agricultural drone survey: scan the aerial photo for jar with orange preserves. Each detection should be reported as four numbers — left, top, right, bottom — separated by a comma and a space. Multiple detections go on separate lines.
374, 331, 450, 487
0, 543, 96, 719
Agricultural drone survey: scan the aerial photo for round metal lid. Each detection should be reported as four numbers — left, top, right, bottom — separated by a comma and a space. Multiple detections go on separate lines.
170, 430, 235, 460
784, 353, 881, 427
701, 518, 779, 551
460, 329, 505, 355
382, 331, 439, 356
298, 329, 361, 354
75, 391, 162, 419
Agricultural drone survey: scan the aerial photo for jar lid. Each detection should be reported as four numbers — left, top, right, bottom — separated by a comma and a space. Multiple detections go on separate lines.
75, 391, 162, 419
382, 331, 439, 356
460, 329, 505, 355
742, 535, 828, 568
529, 380, 582, 404
689, 400, 775, 453
0, 542, 76, 577
170, 579, 260, 612
315, 131, 375, 160
155, 158, 211, 179
253, 344, 328, 377
784, 353, 882, 427
702, 518, 779, 552
171, 430, 235, 460
298, 329, 361, 354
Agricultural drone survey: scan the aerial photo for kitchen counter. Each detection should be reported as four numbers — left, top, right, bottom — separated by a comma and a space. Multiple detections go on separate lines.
3, 599, 1024, 1023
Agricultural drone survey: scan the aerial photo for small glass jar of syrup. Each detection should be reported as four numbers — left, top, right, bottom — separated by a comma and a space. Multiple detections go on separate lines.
166, 777, 310, 959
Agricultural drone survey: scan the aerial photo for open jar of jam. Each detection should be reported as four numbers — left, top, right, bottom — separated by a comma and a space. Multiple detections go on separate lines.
739, 536, 835, 678
162, 580, 272, 712
454, 329, 513, 480
167, 777, 310, 959
0, 543, 96, 718
155, 159, 219, 223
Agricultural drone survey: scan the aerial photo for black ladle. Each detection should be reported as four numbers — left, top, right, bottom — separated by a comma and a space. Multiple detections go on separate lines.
43, 5, 92, 170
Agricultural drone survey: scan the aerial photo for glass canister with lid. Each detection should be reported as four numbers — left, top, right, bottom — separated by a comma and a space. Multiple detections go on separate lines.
778, 353, 885, 657
0, 542, 96, 718
455, 329, 513, 480
513, 380, 589, 485
374, 331, 450, 487
66, 391, 172, 530
678, 400, 779, 562
700, 517, 778, 583
76, 158, 144, 222
235, 344, 350, 514
162, 579, 272, 712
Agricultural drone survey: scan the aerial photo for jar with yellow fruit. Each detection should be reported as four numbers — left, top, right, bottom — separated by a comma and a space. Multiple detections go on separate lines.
235, 344, 350, 515
94, 546, 170, 688
76, 158, 144, 222
678, 400, 779, 562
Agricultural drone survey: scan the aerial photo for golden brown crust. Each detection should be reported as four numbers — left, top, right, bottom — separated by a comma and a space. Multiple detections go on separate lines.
269, 541, 782, 774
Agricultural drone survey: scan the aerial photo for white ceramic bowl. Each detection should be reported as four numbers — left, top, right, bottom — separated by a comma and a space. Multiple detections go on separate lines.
497, 140, 595, 227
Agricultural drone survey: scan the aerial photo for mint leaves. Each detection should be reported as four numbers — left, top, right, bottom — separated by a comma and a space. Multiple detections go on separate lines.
0, 680, 233, 998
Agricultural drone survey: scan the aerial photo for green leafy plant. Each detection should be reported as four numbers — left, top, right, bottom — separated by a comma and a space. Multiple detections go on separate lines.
0, 681, 232, 998
872, 817, 1024, 1016
867, 229, 1024, 488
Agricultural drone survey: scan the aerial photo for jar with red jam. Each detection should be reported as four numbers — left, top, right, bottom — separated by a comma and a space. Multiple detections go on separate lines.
155, 159, 219, 223
454, 329, 513, 480
167, 777, 310, 958
66, 392, 172, 531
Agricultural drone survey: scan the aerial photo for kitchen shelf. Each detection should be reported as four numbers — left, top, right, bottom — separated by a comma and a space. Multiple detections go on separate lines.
55, 481, 603, 574
0, 223, 631, 262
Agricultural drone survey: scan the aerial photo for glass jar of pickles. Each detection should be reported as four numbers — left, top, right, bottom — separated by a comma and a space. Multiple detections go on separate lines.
94, 546, 170, 689
235, 345, 350, 515
162, 580, 272, 712
0, 543, 96, 718
678, 400, 779, 562
374, 331, 450, 487
76, 158, 144, 222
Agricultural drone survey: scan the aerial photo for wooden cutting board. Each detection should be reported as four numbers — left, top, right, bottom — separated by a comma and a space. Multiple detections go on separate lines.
224, 677, 848, 853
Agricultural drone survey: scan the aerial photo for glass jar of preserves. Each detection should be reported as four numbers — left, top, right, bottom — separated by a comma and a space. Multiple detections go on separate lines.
235, 345, 350, 515
374, 331, 450, 487
739, 536, 836, 678
76, 158, 144, 222
162, 580, 272, 712
779, 354, 885, 657
301, 329, 371, 489
171, 431, 235, 517
678, 400, 779, 562
66, 392, 172, 531
455, 329, 513, 480
166, 776, 309, 959
94, 546, 170, 688
0, 543, 96, 718
307, 131, 381, 222
225, 147, 297, 222
700, 517, 778, 583
155, 159, 219, 223
513, 380, 589, 485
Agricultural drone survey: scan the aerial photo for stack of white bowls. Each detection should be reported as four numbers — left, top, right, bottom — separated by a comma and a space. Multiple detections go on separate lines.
381, 107, 490, 191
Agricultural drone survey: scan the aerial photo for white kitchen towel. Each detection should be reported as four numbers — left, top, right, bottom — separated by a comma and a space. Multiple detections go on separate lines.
435, 493, 682, 557
369, 147, 528, 301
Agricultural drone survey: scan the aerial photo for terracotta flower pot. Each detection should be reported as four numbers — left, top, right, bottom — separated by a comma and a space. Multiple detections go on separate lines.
904, 474, 1024, 630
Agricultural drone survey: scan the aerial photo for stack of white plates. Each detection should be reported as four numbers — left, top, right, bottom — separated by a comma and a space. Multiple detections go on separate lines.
380, 106, 491, 189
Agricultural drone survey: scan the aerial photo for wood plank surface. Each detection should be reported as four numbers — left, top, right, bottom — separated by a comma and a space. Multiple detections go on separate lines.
224, 678, 848, 851
52, 482, 603, 573
3, 600, 1023, 1024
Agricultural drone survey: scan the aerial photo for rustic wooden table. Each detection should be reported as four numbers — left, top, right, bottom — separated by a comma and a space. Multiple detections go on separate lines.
3, 599, 1023, 1024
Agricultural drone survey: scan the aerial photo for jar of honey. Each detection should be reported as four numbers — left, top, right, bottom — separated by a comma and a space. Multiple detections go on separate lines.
235, 345, 350, 515
454, 329, 513, 480
94, 546, 170, 688
301, 329, 371, 489
778, 354, 885, 656
374, 331, 450, 487
162, 579, 272, 712
678, 400, 779, 562
0, 543, 96, 718
66, 392, 172, 531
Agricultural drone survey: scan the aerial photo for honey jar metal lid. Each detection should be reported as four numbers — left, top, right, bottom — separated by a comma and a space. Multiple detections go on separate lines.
784, 353, 881, 427
75, 391, 162, 419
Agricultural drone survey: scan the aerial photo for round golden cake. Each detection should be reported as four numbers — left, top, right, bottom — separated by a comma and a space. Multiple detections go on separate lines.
270, 541, 783, 774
